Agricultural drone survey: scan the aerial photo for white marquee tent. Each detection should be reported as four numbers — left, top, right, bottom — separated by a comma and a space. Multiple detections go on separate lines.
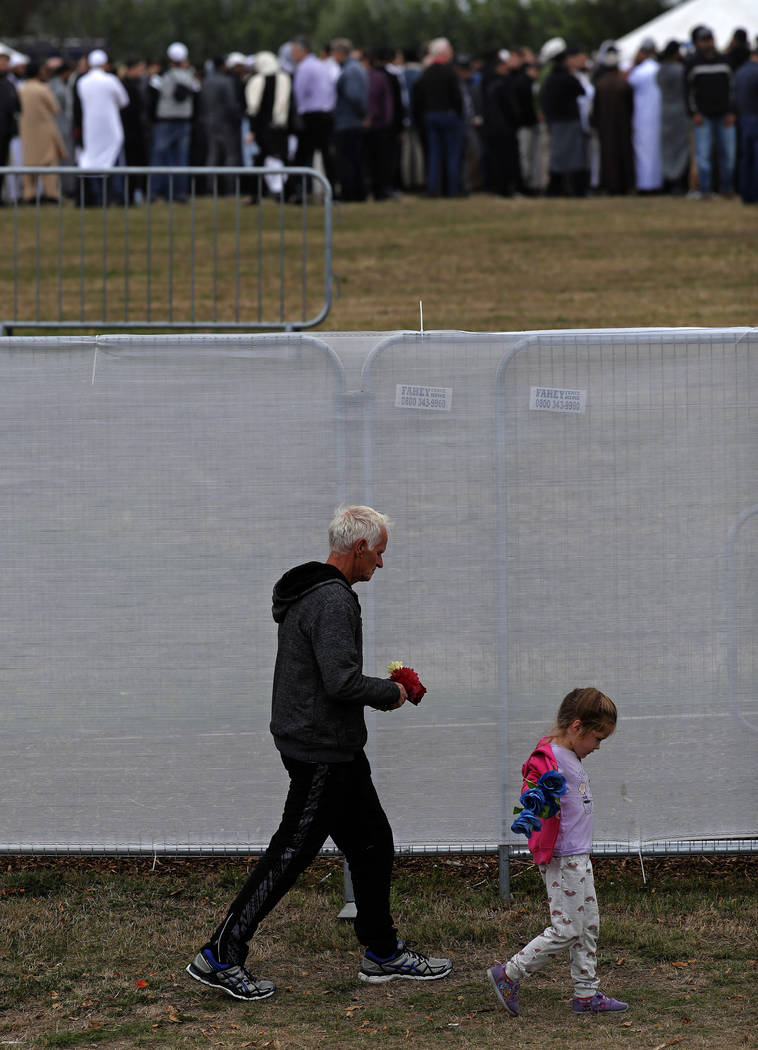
615, 0, 758, 64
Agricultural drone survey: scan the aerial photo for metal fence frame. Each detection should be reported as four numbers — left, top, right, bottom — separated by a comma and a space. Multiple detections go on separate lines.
1, 166, 333, 334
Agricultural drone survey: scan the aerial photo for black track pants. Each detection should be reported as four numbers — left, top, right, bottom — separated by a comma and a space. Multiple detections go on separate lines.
205, 750, 398, 965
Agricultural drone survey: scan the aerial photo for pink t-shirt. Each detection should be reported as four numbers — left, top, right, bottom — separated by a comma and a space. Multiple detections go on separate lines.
551, 743, 593, 856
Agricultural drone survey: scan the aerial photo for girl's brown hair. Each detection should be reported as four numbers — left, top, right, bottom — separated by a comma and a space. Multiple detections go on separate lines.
549, 687, 617, 738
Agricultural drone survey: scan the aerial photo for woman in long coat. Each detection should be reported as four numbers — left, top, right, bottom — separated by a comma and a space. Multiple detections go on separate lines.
18, 60, 65, 203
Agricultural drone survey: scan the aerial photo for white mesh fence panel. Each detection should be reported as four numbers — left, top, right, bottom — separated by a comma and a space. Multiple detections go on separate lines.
0, 329, 755, 853
1, 336, 346, 851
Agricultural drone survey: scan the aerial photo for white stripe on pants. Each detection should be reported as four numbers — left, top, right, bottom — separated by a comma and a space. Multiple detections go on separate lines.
505, 853, 600, 998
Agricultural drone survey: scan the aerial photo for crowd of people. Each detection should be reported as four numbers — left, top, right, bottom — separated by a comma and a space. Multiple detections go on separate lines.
1, 23, 758, 207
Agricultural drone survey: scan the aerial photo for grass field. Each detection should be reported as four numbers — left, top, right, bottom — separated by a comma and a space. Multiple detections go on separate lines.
1, 854, 757, 1050
2, 193, 758, 334
327, 194, 758, 332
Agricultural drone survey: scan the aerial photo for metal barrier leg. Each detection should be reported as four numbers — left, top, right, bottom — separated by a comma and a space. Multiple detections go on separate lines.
498, 844, 511, 903
337, 858, 357, 920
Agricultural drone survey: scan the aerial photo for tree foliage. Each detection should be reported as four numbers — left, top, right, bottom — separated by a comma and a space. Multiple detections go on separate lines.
12, 0, 666, 59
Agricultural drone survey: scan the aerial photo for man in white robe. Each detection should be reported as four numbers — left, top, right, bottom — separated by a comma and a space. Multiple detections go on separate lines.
627, 39, 662, 192
76, 49, 128, 204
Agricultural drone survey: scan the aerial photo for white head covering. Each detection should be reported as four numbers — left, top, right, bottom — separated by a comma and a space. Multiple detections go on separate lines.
498, 49, 511, 64
226, 51, 246, 67
254, 51, 279, 77
167, 41, 188, 62
539, 37, 567, 64
87, 49, 108, 68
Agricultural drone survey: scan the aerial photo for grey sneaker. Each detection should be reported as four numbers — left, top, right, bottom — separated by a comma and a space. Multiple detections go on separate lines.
359, 940, 452, 983
487, 962, 520, 1016
186, 949, 275, 1002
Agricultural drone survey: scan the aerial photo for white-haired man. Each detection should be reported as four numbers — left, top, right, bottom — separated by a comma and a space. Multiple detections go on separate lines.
188, 505, 451, 1001
412, 37, 464, 196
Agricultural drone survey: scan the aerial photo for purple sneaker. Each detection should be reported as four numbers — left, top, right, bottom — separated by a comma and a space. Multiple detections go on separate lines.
487, 962, 520, 1016
572, 991, 628, 1013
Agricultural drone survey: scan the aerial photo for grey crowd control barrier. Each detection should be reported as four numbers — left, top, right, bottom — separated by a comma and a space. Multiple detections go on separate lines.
0, 167, 333, 334
0, 329, 755, 900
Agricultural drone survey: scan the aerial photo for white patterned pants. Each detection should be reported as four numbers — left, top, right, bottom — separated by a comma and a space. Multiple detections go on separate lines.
505, 853, 600, 998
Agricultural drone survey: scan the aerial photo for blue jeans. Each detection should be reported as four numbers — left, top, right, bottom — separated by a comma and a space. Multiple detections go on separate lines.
739, 114, 758, 203
424, 111, 463, 196
693, 117, 736, 194
151, 120, 192, 200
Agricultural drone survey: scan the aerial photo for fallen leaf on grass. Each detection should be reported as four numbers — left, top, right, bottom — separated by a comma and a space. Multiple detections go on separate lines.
167, 1006, 181, 1023
652, 1040, 685, 1050
136, 978, 149, 989
616, 957, 626, 965
671, 962, 689, 968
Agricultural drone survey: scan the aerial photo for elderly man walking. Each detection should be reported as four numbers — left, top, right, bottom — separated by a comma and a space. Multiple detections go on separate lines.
187, 505, 452, 1001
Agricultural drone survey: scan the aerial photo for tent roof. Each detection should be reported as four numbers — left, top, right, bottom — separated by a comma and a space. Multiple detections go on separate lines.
615, 0, 758, 64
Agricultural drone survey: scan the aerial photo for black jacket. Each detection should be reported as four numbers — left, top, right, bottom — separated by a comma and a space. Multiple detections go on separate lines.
685, 50, 734, 117
539, 65, 584, 123
0, 73, 20, 142
270, 562, 398, 763
412, 62, 462, 124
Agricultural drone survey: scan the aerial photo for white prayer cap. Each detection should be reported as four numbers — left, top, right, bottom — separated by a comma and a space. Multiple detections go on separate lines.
226, 51, 246, 67
539, 37, 567, 63
498, 49, 511, 63
88, 49, 108, 67
10, 50, 30, 67
0, 43, 13, 58
167, 41, 188, 62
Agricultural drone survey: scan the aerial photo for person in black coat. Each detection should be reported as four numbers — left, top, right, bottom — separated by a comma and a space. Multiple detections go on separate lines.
0, 47, 21, 204
482, 50, 520, 196
591, 48, 635, 194
539, 43, 586, 196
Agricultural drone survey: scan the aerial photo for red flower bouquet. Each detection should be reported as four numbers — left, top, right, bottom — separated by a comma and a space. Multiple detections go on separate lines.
387, 661, 426, 705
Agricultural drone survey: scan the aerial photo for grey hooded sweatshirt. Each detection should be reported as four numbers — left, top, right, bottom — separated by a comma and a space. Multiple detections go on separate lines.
270, 562, 399, 763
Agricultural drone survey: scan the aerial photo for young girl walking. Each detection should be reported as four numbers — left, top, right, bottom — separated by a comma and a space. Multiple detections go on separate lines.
488, 686, 628, 1016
